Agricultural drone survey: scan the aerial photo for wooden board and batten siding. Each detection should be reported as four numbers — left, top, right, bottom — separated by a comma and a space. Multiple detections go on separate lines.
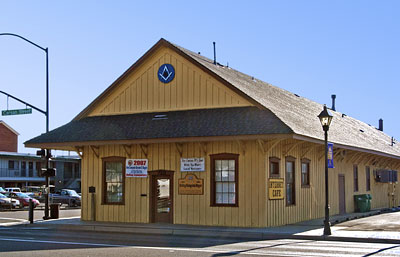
87, 47, 252, 117
81, 138, 400, 227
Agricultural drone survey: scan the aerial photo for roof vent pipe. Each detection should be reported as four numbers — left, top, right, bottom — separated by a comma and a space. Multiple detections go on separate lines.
331, 94, 336, 111
379, 118, 383, 131
213, 42, 216, 65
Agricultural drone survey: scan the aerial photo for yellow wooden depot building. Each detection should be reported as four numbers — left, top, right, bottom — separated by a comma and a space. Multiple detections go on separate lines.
26, 39, 400, 227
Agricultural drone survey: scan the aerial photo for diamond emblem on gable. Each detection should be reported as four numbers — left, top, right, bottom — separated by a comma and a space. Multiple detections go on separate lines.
158, 64, 175, 84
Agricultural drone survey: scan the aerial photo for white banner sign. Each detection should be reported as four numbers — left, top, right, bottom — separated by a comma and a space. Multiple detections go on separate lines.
126, 159, 148, 177
181, 158, 205, 172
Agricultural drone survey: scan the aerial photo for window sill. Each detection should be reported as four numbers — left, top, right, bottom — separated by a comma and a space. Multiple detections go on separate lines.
102, 202, 125, 205
211, 204, 238, 207
269, 175, 281, 179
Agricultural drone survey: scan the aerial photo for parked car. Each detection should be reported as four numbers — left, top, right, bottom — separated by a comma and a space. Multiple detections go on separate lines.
5, 187, 21, 193
22, 186, 42, 198
0, 187, 6, 193
35, 185, 56, 203
0, 193, 20, 209
4, 192, 40, 208
51, 189, 81, 207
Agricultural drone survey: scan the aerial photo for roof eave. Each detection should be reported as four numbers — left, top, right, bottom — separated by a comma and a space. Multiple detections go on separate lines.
24, 134, 293, 150
293, 134, 400, 160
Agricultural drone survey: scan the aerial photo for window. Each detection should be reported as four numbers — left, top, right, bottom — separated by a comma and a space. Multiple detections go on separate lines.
21, 162, 26, 177
301, 159, 310, 187
210, 153, 239, 207
64, 162, 73, 179
366, 166, 370, 191
8, 160, 14, 170
286, 157, 296, 205
36, 162, 41, 177
353, 165, 359, 192
269, 157, 280, 178
102, 157, 125, 205
74, 163, 80, 178
28, 162, 33, 177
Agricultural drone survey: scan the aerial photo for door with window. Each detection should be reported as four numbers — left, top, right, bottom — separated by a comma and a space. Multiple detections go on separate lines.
149, 170, 174, 223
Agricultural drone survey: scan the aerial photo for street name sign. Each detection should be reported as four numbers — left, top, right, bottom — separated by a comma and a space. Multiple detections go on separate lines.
2, 108, 32, 116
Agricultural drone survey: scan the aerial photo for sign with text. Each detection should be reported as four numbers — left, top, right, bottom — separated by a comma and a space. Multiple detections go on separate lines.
328, 142, 334, 168
180, 158, 205, 172
178, 174, 204, 195
126, 159, 148, 177
268, 178, 284, 200
2, 108, 32, 116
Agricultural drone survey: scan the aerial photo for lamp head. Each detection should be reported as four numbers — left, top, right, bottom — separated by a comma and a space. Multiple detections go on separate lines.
318, 105, 333, 131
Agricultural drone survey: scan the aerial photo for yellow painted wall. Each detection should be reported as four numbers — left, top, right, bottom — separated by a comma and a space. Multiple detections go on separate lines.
87, 47, 252, 117
80, 139, 399, 227
81, 140, 266, 227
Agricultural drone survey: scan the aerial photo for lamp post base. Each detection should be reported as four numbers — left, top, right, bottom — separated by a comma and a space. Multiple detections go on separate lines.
323, 220, 331, 236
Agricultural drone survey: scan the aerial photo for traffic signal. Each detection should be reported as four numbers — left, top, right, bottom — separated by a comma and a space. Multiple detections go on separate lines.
36, 149, 45, 157
36, 149, 52, 159
40, 168, 56, 177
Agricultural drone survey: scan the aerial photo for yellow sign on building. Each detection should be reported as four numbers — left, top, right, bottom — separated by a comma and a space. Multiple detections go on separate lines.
178, 174, 204, 195
268, 178, 284, 200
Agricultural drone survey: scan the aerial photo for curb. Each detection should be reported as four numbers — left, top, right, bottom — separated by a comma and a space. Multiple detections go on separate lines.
22, 222, 400, 244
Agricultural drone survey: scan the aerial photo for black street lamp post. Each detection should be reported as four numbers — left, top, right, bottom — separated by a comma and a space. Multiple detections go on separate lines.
0, 33, 50, 220
318, 105, 333, 236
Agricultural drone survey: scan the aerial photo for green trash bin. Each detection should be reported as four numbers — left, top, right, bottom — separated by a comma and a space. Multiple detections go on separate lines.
354, 195, 368, 212
366, 194, 372, 211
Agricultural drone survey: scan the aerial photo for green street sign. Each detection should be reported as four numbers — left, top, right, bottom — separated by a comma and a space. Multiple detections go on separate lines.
2, 108, 33, 116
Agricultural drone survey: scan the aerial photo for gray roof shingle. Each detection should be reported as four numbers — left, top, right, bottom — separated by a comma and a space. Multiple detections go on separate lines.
172, 42, 400, 158
25, 107, 292, 145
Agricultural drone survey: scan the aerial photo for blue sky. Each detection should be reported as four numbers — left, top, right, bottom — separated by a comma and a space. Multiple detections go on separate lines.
0, 1, 399, 154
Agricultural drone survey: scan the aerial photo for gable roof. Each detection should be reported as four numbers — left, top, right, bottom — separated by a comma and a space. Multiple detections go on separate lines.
0, 120, 19, 136
173, 42, 400, 158
26, 39, 400, 159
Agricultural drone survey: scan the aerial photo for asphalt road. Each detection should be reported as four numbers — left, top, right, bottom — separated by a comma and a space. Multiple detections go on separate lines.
0, 227, 399, 256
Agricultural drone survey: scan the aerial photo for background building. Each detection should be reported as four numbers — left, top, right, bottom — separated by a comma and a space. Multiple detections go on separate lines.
0, 120, 80, 191
0, 121, 18, 152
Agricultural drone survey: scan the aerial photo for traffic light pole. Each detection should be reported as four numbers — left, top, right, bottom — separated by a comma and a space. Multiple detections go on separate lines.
0, 33, 50, 220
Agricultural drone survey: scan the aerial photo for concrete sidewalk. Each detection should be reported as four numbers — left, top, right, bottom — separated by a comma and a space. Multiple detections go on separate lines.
12, 208, 400, 244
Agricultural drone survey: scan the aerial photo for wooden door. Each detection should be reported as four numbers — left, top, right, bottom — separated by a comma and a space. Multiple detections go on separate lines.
149, 170, 174, 223
338, 174, 346, 214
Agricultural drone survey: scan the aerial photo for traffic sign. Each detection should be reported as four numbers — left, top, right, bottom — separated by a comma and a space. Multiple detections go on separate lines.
2, 108, 32, 116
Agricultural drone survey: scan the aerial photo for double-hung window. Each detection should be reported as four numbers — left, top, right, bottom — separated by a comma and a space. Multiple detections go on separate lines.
210, 153, 239, 207
269, 157, 280, 178
103, 157, 125, 205
353, 165, 359, 192
286, 157, 296, 206
366, 166, 370, 191
301, 159, 310, 187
